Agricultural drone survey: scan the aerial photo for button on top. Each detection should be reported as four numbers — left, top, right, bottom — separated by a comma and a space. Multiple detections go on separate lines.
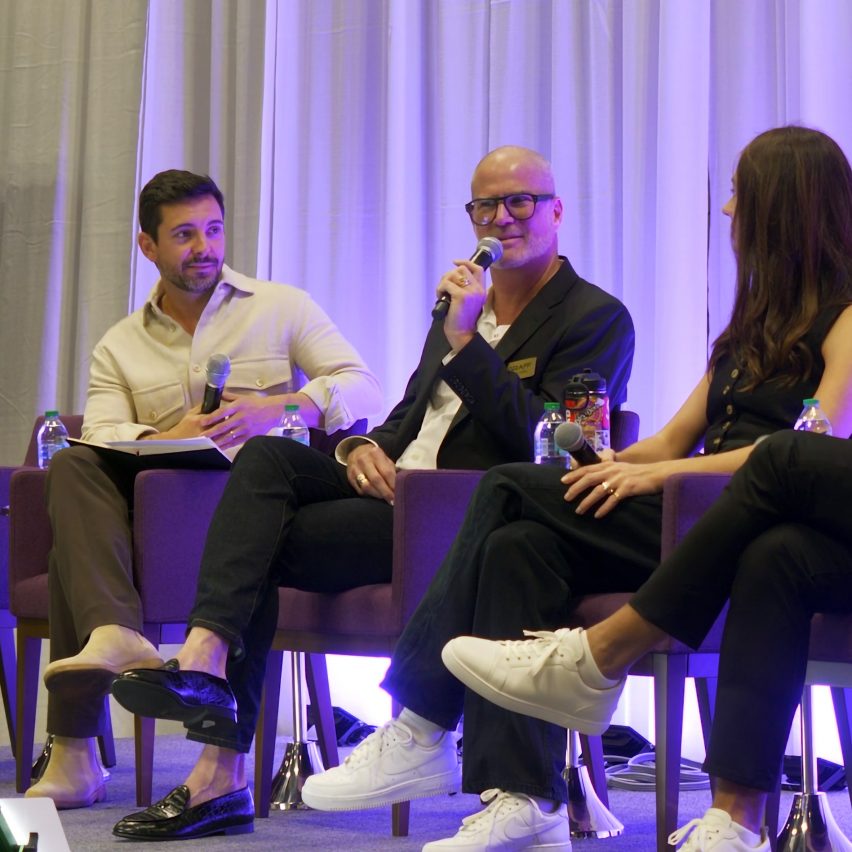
192, 364, 201, 373
730, 368, 739, 379
726, 404, 733, 415
722, 385, 731, 395
255, 379, 264, 388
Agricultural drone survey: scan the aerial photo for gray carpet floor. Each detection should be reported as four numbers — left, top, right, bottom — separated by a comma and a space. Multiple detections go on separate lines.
2, 735, 850, 850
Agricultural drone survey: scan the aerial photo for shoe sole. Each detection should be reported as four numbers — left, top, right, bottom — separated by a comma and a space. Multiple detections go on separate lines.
44, 667, 119, 700
27, 781, 107, 810
442, 646, 609, 735
111, 677, 236, 726
301, 765, 461, 811
113, 818, 254, 840
44, 655, 164, 698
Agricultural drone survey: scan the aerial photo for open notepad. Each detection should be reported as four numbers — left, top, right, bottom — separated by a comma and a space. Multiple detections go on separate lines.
68, 437, 232, 470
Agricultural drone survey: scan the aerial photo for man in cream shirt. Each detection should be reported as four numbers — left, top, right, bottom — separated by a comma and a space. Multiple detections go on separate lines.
28, 169, 381, 811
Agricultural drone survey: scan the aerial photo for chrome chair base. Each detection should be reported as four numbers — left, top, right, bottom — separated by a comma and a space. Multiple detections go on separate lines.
564, 763, 624, 838
269, 739, 324, 811
31, 736, 53, 781
777, 791, 852, 852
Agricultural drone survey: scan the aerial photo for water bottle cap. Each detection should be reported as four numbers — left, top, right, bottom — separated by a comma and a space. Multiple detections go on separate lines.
284, 404, 300, 411
569, 368, 607, 394
44, 410, 59, 418
544, 402, 561, 411
802, 398, 818, 406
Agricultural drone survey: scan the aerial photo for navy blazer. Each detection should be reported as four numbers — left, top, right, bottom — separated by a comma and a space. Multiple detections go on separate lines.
368, 258, 635, 469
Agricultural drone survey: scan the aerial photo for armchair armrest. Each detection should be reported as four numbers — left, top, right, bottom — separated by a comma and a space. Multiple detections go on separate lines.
391, 469, 485, 622
132, 469, 230, 622
660, 472, 731, 560
0, 466, 19, 608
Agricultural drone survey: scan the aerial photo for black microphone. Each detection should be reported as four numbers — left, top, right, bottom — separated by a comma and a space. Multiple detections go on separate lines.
201, 353, 231, 414
431, 236, 504, 320
554, 421, 601, 466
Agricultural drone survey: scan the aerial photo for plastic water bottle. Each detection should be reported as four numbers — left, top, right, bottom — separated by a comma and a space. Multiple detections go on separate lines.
37, 410, 70, 469
277, 404, 310, 446
534, 402, 566, 466
794, 398, 832, 435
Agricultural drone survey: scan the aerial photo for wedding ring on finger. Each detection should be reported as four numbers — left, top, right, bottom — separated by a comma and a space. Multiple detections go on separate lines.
601, 480, 611, 493
613, 490, 622, 500
356, 473, 369, 487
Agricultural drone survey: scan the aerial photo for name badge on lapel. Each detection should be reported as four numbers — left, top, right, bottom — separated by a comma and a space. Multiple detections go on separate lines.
507, 357, 536, 379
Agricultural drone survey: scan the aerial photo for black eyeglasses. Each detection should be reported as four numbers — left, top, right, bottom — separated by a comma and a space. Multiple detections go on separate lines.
464, 193, 555, 226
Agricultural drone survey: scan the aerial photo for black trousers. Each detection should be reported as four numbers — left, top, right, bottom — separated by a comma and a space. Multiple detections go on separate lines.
188, 436, 394, 752
382, 462, 663, 803
631, 430, 852, 791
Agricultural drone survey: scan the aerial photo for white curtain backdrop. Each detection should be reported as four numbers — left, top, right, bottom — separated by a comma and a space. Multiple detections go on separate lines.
2, 0, 851, 755
4, 0, 852, 462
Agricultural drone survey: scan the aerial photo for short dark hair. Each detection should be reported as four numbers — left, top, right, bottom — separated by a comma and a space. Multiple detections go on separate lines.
138, 170, 225, 241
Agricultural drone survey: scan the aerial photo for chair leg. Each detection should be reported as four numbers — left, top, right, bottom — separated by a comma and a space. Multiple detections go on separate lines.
831, 686, 852, 810
694, 676, 717, 749
570, 732, 623, 838
98, 696, 116, 768
15, 628, 42, 793
304, 653, 339, 769
653, 654, 688, 852
269, 650, 324, 810
390, 698, 410, 837
134, 714, 156, 806
776, 686, 852, 851
578, 733, 610, 807
254, 648, 283, 818
0, 623, 17, 757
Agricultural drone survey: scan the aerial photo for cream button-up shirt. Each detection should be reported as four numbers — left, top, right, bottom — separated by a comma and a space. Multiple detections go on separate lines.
82, 265, 382, 444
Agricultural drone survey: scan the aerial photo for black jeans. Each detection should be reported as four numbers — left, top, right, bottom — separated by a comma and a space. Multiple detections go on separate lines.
632, 430, 852, 791
382, 461, 663, 803
187, 436, 394, 752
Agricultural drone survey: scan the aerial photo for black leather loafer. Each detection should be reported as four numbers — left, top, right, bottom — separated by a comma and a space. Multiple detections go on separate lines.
110, 659, 237, 725
113, 784, 254, 840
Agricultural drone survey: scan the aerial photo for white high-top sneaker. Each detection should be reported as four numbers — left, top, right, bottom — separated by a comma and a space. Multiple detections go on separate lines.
422, 789, 572, 851
442, 628, 623, 735
301, 717, 460, 810
668, 809, 770, 851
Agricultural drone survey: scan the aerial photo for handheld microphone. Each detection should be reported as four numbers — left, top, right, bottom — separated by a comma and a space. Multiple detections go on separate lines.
554, 421, 601, 466
431, 236, 504, 320
200, 353, 231, 414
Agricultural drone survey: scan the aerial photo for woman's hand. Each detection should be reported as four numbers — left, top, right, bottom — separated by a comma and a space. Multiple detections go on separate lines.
561, 459, 670, 518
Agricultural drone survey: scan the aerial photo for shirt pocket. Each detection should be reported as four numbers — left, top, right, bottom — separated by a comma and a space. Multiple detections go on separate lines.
229, 355, 296, 395
131, 381, 186, 427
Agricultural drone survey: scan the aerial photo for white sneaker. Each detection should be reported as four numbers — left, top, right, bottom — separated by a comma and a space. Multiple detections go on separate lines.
441, 629, 623, 735
668, 809, 769, 850
300, 718, 460, 810
422, 789, 572, 851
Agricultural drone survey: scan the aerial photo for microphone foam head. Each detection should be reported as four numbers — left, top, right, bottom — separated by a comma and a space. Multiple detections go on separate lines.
478, 236, 504, 264
554, 420, 584, 453
206, 353, 231, 387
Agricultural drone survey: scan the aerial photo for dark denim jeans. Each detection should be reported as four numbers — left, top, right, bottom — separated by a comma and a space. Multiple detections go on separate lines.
382, 461, 663, 803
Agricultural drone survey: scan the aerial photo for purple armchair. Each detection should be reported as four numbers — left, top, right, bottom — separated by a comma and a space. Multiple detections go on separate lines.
254, 410, 641, 834
8, 421, 364, 806
8, 415, 118, 792
570, 472, 852, 851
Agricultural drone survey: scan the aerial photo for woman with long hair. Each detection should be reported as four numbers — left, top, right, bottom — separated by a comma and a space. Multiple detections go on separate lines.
299, 125, 852, 851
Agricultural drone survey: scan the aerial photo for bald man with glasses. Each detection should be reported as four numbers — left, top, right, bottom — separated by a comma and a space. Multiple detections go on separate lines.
109, 145, 634, 842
